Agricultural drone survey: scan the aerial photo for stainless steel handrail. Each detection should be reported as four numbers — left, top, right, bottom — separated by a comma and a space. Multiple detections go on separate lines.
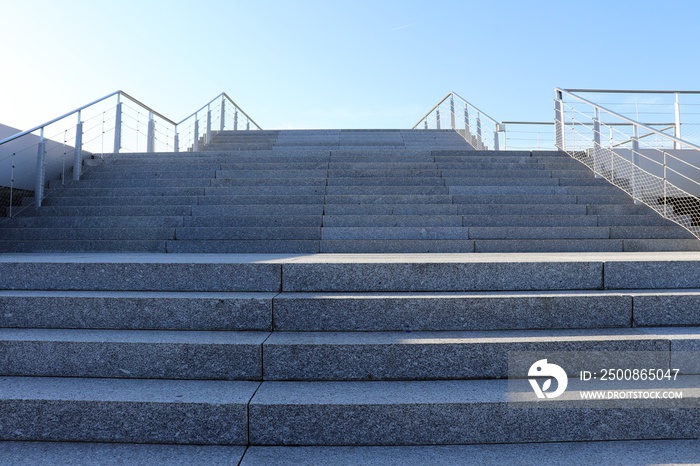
412, 92, 498, 129
177, 92, 262, 129
557, 88, 700, 151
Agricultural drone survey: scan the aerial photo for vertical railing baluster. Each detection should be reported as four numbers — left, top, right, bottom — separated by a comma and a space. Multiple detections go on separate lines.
34, 128, 46, 207
113, 95, 122, 154
73, 111, 83, 180
147, 111, 155, 153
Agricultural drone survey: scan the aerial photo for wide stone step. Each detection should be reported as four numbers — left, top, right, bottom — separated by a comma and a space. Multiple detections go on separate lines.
0, 329, 266, 379
468, 226, 610, 239
210, 178, 327, 187
322, 215, 463, 227
45, 187, 206, 197
166, 240, 320, 254
192, 205, 323, 216
326, 186, 449, 195
0, 290, 273, 330
0, 216, 185, 229
81, 170, 216, 180
24, 206, 193, 216
184, 215, 322, 227
0, 240, 168, 253
0, 228, 175, 241
321, 227, 468, 240
50, 178, 213, 188
239, 441, 700, 466
176, 227, 320, 240
0, 442, 245, 465
473, 238, 700, 253
41, 196, 199, 206
0, 377, 256, 444
271, 290, 638, 331
319, 239, 474, 253
216, 169, 326, 179
327, 176, 443, 186
261, 327, 691, 381
248, 378, 699, 445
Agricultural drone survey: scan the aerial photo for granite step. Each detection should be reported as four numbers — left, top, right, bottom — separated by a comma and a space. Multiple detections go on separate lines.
0, 290, 274, 330
0, 442, 245, 466
239, 441, 700, 466
248, 378, 700, 445
0, 328, 267, 379
0, 377, 256, 444
261, 327, 694, 381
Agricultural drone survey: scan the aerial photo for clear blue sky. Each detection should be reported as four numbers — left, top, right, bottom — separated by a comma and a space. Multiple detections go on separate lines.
2, 0, 699, 131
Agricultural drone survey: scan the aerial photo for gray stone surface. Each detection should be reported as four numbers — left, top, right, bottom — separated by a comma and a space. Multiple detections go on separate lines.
241, 441, 700, 466
175, 227, 321, 240
322, 215, 462, 227
623, 238, 700, 251
462, 215, 598, 227
319, 240, 474, 253
469, 227, 611, 239
0, 328, 266, 379
249, 379, 699, 445
0, 442, 245, 466
280, 259, 603, 291
0, 377, 257, 444
321, 227, 468, 240
606, 260, 700, 289
0, 290, 273, 330
167, 240, 320, 254
633, 291, 700, 327
272, 291, 632, 331
475, 239, 624, 253
262, 329, 671, 380
0, 255, 283, 291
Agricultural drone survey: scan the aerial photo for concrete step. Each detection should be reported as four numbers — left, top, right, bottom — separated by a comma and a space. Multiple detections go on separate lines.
0, 376, 256, 444
261, 327, 690, 381
325, 186, 449, 195
0, 328, 266, 379
211, 178, 327, 187
45, 187, 206, 197
81, 170, 216, 180
0, 442, 245, 466
240, 441, 700, 466
23, 205, 193, 216
166, 240, 320, 254
192, 205, 323, 216
0, 290, 273, 330
322, 215, 463, 227
216, 169, 326, 179
0, 216, 185, 229
176, 227, 320, 240
248, 378, 699, 445
321, 227, 468, 240
0, 228, 175, 241
271, 290, 637, 331
324, 195, 453, 205
0, 240, 169, 253
327, 176, 443, 186
50, 178, 213, 188
319, 239, 474, 253
468, 227, 611, 239
184, 216, 322, 227
41, 196, 199, 206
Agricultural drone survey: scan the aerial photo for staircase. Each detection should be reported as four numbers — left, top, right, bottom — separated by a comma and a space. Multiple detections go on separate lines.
0, 130, 698, 464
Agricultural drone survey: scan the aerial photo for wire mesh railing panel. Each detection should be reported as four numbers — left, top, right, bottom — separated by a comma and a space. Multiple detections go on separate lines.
556, 88, 700, 239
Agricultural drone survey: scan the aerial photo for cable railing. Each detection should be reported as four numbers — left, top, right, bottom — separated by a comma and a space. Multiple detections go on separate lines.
555, 88, 700, 238
413, 92, 503, 150
0, 91, 260, 217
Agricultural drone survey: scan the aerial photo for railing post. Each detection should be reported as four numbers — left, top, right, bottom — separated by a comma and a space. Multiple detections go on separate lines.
206, 106, 212, 145
174, 126, 180, 153
220, 95, 226, 132
193, 118, 199, 152
493, 128, 499, 151
476, 114, 482, 149
593, 107, 602, 178
554, 90, 564, 150
113, 96, 122, 154
436, 109, 441, 130
234, 109, 238, 131
631, 124, 641, 204
147, 111, 155, 153
246, 120, 250, 131
72, 111, 83, 181
34, 128, 46, 207
424, 121, 428, 130
674, 93, 682, 150
450, 95, 455, 129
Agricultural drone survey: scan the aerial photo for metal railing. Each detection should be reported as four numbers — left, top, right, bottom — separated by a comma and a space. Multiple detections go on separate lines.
413, 92, 503, 150
0, 91, 260, 217
555, 88, 700, 238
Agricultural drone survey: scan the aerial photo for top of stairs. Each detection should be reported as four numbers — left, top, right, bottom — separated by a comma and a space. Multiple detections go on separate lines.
1, 129, 698, 253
